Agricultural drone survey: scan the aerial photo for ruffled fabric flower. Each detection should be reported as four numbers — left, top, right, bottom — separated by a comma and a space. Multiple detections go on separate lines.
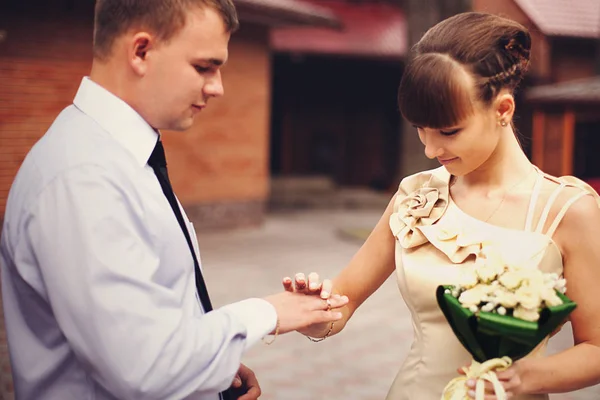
418, 221, 483, 264
389, 171, 449, 249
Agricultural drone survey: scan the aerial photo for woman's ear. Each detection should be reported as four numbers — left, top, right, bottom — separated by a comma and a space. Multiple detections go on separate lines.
495, 92, 515, 125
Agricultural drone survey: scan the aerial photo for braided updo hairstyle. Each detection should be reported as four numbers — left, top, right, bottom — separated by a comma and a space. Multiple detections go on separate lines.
398, 12, 531, 129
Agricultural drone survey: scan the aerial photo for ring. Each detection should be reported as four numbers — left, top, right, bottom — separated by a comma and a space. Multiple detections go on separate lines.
325, 298, 332, 311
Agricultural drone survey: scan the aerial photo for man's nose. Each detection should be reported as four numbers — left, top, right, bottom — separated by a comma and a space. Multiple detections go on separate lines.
204, 70, 224, 98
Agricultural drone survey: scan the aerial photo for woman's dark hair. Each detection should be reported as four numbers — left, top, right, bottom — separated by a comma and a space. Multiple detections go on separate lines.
398, 12, 531, 128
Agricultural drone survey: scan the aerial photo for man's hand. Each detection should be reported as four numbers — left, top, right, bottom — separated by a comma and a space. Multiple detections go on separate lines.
263, 290, 348, 335
229, 364, 260, 400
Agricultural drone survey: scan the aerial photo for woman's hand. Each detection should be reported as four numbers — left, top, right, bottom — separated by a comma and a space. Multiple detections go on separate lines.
282, 272, 345, 338
283, 272, 333, 299
461, 361, 526, 399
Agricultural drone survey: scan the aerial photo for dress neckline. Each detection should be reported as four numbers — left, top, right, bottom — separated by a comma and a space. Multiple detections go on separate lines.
445, 165, 543, 231
441, 166, 563, 260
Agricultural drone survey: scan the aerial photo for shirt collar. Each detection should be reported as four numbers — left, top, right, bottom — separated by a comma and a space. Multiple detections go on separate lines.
73, 76, 158, 167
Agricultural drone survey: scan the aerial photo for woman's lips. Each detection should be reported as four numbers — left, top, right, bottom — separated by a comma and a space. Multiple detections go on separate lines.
438, 157, 458, 165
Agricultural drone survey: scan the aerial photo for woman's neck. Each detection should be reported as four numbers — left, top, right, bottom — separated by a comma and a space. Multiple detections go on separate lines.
459, 130, 533, 192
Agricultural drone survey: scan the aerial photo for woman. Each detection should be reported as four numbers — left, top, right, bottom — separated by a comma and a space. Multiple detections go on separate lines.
284, 12, 600, 400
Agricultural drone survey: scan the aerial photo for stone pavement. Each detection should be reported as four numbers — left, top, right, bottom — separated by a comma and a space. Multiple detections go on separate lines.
198, 209, 600, 400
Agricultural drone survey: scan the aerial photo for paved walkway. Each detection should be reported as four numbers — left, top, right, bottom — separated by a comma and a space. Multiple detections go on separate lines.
198, 210, 600, 400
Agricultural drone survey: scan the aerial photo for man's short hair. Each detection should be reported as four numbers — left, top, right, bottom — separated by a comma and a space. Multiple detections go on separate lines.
93, 0, 239, 60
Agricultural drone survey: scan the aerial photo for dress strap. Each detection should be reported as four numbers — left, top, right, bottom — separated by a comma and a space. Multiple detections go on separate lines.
528, 168, 600, 237
534, 183, 567, 234
545, 191, 589, 237
524, 171, 545, 232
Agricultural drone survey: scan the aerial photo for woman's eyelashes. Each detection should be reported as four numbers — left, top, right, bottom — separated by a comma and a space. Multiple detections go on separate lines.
439, 128, 461, 136
412, 125, 461, 137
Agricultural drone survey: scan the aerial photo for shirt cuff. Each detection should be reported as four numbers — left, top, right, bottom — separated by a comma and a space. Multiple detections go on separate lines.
220, 298, 277, 350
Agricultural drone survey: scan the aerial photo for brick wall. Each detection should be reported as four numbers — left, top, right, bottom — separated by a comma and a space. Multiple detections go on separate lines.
0, 297, 10, 400
0, 11, 272, 398
164, 23, 272, 230
0, 16, 272, 228
0, 14, 94, 221
0, 15, 94, 398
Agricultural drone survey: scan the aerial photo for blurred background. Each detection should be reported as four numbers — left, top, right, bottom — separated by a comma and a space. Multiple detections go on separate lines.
1, 0, 600, 398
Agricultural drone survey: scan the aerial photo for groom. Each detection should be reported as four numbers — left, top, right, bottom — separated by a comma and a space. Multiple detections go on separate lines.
0, 1, 347, 399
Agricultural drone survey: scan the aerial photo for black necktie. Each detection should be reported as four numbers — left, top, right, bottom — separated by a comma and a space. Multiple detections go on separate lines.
148, 140, 237, 400
148, 139, 214, 311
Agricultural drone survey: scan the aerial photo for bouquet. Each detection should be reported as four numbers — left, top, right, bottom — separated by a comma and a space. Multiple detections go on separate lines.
436, 246, 577, 400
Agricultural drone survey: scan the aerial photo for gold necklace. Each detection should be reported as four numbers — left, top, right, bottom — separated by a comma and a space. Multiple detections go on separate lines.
484, 167, 536, 222
451, 167, 536, 223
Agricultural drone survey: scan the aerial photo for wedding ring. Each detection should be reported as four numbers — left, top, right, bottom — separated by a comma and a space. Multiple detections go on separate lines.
325, 298, 332, 311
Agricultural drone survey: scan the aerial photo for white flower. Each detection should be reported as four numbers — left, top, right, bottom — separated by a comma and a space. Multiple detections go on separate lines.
541, 288, 563, 307
457, 269, 479, 289
475, 246, 505, 283
513, 305, 540, 322
498, 270, 524, 290
544, 273, 560, 284
522, 268, 546, 288
458, 284, 492, 308
494, 289, 518, 308
476, 265, 500, 283
515, 285, 542, 310
554, 278, 567, 292
452, 240, 570, 323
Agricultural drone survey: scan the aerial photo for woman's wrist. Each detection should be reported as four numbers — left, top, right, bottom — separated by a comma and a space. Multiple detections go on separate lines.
301, 321, 332, 337
516, 358, 541, 395
304, 321, 335, 342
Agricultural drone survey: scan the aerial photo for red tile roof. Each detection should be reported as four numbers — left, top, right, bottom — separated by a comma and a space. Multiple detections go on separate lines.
235, 0, 342, 28
270, 1, 406, 59
514, 0, 600, 38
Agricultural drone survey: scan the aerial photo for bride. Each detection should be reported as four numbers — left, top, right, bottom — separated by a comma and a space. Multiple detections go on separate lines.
283, 11, 600, 400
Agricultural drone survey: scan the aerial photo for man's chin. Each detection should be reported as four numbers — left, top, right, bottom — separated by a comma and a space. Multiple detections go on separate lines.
162, 118, 195, 132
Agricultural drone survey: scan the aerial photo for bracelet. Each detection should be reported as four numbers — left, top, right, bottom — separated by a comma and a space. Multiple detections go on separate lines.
305, 321, 335, 343
262, 317, 280, 345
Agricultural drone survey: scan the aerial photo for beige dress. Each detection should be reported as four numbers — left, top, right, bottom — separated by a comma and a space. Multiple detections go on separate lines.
386, 166, 598, 400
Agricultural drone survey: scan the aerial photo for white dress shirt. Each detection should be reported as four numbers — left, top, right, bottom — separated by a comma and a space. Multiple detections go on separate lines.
0, 77, 277, 400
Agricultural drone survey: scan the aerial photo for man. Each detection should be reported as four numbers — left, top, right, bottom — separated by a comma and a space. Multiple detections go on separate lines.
0, 1, 347, 399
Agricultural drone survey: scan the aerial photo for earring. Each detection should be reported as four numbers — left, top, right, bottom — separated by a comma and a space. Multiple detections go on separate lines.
500, 120, 508, 127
